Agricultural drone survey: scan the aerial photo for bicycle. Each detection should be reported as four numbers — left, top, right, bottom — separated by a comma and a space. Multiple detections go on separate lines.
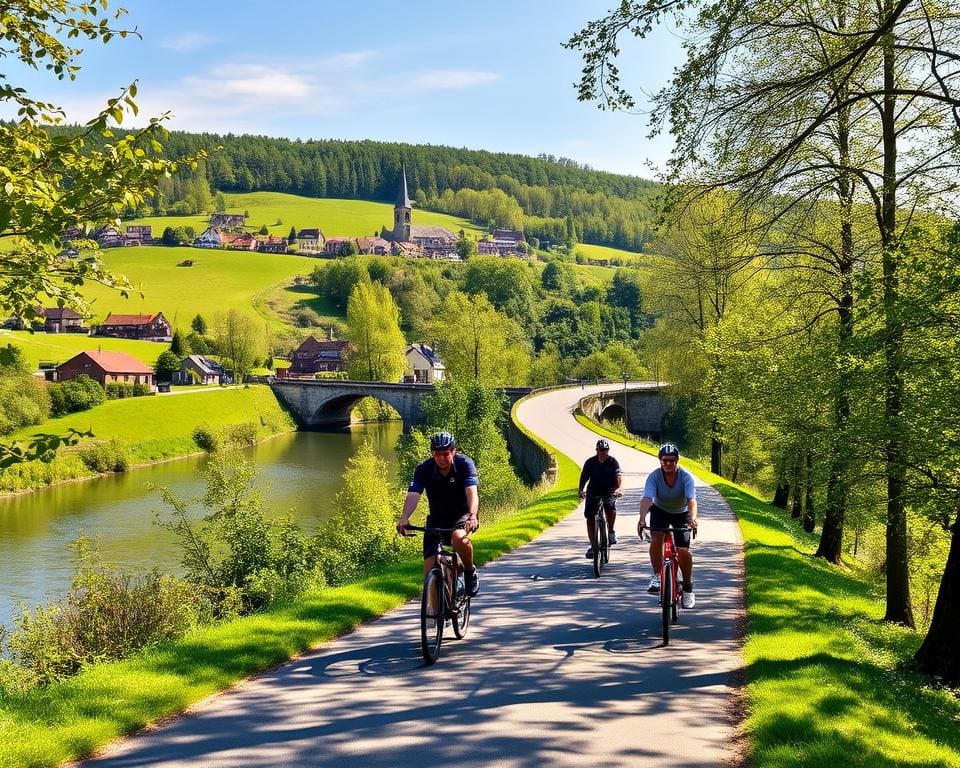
585, 490, 621, 577
405, 525, 472, 665
639, 524, 695, 646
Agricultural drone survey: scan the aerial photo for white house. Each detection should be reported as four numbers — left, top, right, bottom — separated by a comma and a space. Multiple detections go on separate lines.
405, 343, 445, 383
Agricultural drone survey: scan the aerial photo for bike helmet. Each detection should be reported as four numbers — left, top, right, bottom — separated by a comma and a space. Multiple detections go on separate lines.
596, 438, 610, 451
430, 431, 456, 451
658, 442, 680, 459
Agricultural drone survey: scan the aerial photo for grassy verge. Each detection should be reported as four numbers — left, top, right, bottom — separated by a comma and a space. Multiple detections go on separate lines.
0, 386, 297, 494
575, 414, 960, 766
0, 331, 172, 370
0, 438, 579, 767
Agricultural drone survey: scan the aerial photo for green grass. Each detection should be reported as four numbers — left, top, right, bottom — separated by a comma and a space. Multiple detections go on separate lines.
576, 242, 646, 264
8, 385, 296, 465
0, 330, 169, 369
0, 402, 580, 768
576, 416, 960, 767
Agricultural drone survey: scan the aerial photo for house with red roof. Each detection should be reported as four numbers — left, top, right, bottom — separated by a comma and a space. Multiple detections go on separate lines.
96, 312, 171, 341
287, 334, 356, 376
56, 350, 154, 389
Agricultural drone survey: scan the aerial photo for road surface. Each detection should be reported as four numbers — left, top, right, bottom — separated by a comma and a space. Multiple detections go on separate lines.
79, 384, 744, 768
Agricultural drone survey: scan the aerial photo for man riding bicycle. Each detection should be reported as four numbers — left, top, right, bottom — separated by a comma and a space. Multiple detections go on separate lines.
578, 438, 623, 559
638, 442, 698, 608
397, 431, 481, 597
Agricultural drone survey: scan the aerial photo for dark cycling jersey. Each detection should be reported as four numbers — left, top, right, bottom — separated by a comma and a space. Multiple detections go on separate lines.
578, 455, 622, 497
409, 453, 479, 524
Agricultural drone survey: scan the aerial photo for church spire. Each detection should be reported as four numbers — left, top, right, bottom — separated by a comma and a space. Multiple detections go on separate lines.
396, 164, 412, 209
392, 163, 412, 241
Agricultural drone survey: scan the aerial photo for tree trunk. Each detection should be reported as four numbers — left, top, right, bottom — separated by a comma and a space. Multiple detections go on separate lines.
710, 417, 722, 475
914, 511, 960, 684
802, 450, 815, 533
880, 8, 914, 628
790, 454, 803, 520
773, 480, 790, 509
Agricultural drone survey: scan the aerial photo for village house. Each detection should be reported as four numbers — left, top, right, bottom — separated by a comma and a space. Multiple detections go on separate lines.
478, 228, 525, 256
209, 212, 248, 230
296, 228, 325, 253
172, 355, 223, 386
92, 225, 123, 248
194, 227, 226, 249
96, 312, 171, 341
323, 236, 352, 256
226, 232, 258, 251
405, 343, 445, 383
55, 350, 154, 389
257, 236, 288, 253
37, 307, 86, 334
356, 236, 391, 256
287, 334, 355, 376
123, 225, 153, 246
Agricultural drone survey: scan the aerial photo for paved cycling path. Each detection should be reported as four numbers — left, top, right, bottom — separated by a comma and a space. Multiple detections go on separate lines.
79, 384, 743, 768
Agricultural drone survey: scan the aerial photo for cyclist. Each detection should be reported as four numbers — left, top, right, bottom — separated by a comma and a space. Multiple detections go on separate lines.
396, 431, 481, 597
578, 438, 623, 559
638, 442, 698, 608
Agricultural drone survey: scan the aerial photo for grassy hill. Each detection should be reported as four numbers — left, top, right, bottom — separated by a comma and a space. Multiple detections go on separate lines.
0, 330, 171, 369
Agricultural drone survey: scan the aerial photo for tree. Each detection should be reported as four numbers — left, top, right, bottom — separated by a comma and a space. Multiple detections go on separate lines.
212, 310, 264, 384
345, 282, 407, 382
154, 350, 181, 384
287, 226, 298, 244
568, 0, 960, 629
0, 1, 192, 321
169, 328, 190, 358
191, 314, 208, 335
427, 291, 529, 386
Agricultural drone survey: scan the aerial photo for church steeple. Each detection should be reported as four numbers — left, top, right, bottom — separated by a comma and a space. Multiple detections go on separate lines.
393, 164, 412, 241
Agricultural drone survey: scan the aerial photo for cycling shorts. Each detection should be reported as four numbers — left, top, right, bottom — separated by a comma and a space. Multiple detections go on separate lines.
648, 503, 693, 548
582, 493, 617, 519
423, 513, 472, 559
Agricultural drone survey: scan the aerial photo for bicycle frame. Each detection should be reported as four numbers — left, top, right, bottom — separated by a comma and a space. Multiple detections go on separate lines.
405, 525, 472, 664
641, 524, 693, 646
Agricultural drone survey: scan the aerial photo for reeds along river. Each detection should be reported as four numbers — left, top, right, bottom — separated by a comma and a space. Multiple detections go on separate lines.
0, 423, 402, 631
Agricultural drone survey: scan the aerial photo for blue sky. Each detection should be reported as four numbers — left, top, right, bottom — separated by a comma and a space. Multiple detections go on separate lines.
5, 1, 683, 178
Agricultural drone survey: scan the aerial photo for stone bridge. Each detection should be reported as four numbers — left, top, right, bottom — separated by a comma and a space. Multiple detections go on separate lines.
577, 383, 671, 439
270, 378, 532, 430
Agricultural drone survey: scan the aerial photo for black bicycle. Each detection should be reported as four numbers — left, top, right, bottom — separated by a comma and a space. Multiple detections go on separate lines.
587, 495, 610, 577
405, 525, 472, 665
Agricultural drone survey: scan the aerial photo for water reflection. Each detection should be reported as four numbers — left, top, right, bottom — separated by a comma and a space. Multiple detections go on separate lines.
0, 423, 401, 629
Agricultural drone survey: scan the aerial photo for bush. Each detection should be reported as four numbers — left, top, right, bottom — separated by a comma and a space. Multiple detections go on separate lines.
77, 439, 130, 473
105, 382, 135, 399
133, 382, 152, 397
49, 375, 106, 416
193, 425, 219, 452
155, 446, 320, 615
5, 538, 202, 684
223, 421, 257, 446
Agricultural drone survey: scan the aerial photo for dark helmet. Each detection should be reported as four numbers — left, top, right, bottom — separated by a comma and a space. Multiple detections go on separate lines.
430, 431, 456, 451
596, 438, 610, 451
658, 442, 680, 459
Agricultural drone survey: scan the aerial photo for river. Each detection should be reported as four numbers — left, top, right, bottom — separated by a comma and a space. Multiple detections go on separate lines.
0, 423, 402, 631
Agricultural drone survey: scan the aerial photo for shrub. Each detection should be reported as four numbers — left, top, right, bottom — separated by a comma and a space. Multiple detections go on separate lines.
193, 425, 219, 452
155, 446, 320, 615
5, 538, 202, 684
132, 382, 152, 397
223, 421, 257, 446
77, 439, 130, 473
314, 439, 411, 586
105, 381, 135, 399
49, 374, 106, 416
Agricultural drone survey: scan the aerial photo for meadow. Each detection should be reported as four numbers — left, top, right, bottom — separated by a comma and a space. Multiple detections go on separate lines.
0, 330, 171, 369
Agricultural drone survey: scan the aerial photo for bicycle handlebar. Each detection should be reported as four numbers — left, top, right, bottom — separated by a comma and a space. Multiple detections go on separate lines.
638, 524, 697, 539
403, 524, 462, 534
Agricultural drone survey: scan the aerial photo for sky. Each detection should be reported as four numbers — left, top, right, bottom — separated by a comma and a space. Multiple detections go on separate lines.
4, 0, 684, 179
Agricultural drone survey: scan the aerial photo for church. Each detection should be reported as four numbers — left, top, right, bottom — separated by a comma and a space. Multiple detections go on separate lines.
380, 166, 459, 259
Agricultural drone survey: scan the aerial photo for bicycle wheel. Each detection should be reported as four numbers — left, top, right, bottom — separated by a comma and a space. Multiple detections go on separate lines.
671, 570, 680, 623
593, 513, 606, 577
600, 513, 610, 566
661, 560, 672, 645
452, 593, 471, 639
420, 569, 444, 664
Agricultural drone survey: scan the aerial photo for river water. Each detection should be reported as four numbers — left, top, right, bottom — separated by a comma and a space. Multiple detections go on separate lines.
0, 423, 402, 631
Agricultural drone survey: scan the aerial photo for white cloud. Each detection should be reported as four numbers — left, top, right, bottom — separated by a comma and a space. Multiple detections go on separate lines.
409, 70, 499, 91
158, 32, 215, 53
317, 50, 378, 69
183, 64, 313, 102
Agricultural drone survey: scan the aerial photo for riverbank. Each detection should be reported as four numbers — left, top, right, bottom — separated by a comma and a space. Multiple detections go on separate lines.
0, 386, 297, 496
